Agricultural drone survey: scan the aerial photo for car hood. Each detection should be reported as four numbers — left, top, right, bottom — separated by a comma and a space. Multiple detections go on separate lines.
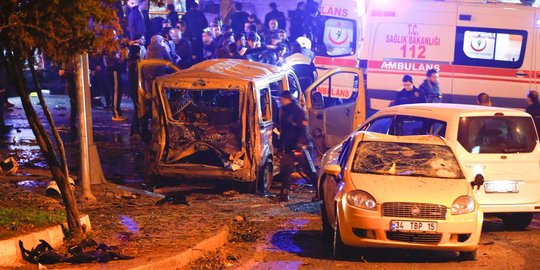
350, 173, 470, 206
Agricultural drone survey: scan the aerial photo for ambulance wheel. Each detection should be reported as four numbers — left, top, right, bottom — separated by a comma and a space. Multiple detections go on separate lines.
502, 213, 533, 230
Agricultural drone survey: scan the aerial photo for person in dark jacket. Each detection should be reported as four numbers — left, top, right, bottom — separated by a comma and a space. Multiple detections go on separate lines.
393, 74, 426, 106
175, 21, 194, 69
264, 2, 286, 31
418, 68, 442, 103
58, 57, 78, 135
183, 2, 208, 63
526, 90, 540, 136
166, 4, 179, 31
275, 91, 316, 202
127, 0, 147, 40
230, 2, 249, 34
288, 2, 306, 40
286, 41, 316, 91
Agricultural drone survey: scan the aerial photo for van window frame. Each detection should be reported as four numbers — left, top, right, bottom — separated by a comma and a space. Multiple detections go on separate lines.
258, 87, 273, 124
453, 26, 528, 69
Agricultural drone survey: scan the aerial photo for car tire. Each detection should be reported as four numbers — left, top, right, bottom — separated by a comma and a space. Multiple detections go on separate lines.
332, 214, 349, 258
502, 213, 533, 230
256, 161, 273, 195
458, 248, 477, 261
320, 200, 333, 244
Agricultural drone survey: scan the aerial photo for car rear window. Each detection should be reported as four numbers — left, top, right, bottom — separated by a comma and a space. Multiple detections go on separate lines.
457, 116, 536, 154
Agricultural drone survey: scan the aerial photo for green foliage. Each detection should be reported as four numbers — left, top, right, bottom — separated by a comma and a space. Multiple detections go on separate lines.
0, 208, 66, 239
0, 0, 122, 63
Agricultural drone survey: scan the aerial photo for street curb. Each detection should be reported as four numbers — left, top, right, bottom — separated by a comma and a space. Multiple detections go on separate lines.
130, 225, 229, 270
0, 214, 91, 267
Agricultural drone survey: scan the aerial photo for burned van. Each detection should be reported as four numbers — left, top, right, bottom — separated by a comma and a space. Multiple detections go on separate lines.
138, 59, 302, 193
138, 59, 367, 192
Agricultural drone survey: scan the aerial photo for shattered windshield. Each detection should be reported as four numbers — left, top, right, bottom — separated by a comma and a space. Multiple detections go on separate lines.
165, 88, 240, 125
351, 142, 464, 179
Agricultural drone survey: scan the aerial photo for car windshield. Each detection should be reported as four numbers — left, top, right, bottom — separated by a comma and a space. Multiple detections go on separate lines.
351, 142, 464, 179
458, 116, 536, 154
164, 88, 240, 125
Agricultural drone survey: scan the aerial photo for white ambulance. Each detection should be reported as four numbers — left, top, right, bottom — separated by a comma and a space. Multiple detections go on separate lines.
359, 0, 540, 112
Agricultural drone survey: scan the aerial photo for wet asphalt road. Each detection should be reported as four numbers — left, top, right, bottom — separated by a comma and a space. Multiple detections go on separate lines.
2, 95, 540, 270
228, 206, 540, 270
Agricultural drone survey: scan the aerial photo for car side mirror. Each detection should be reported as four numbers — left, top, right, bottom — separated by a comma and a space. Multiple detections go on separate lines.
312, 92, 324, 109
471, 174, 484, 190
325, 164, 342, 177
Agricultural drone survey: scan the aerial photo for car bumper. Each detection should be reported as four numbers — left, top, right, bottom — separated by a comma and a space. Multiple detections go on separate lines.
338, 203, 482, 252
480, 203, 540, 213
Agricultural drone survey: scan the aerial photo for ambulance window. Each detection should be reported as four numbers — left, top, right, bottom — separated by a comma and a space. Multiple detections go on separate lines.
454, 27, 527, 69
314, 72, 359, 108
259, 88, 272, 123
316, 17, 356, 57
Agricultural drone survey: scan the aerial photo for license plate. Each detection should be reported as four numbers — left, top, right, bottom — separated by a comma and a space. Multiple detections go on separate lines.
391, 220, 437, 232
484, 181, 519, 193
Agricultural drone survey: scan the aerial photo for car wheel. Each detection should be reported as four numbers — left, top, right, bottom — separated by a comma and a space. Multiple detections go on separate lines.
502, 213, 533, 230
256, 162, 273, 195
332, 214, 349, 258
320, 200, 333, 243
458, 248, 477, 261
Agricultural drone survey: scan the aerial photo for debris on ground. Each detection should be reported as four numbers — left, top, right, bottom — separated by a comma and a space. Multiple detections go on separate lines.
223, 190, 239, 197
45, 177, 76, 197
229, 219, 261, 243
190, 250, 232, 270
19, 238, 133, 265
155, 193, 189, 206
0, 157, 19, 175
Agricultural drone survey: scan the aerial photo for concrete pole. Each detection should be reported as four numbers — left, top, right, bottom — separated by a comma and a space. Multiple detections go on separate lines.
77, 54, 95, 201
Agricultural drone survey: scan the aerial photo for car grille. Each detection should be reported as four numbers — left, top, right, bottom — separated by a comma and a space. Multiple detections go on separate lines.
381, 202, 447, 220
386, 231, 442, 244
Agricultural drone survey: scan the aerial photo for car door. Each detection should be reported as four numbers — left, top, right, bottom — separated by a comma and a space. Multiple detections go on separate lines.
323, 137, 353, 230
305, 68, 366, 155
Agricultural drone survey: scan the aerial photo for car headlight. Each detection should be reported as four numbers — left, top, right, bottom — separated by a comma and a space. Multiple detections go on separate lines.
347, 190, 377, 210
451, 195, 475, 215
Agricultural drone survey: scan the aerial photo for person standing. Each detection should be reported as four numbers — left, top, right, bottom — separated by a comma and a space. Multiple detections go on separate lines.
230, 2, 249, 34
202, 30, 216, 60
264, 3, 286, 31
175, 21, 194, 69
58, 57, 78, 136
183, 1, 208, 63
526, 90, 540, 137
288, 2, 306, 40
275, 91, 316, 202
127, 36, 147, 139
393, 74, 426, 106
104, 33, 127, 122
127, 0, 147, 41
166, 4, 179, 31
418, 68, 442, 103
264, 19, 279, 45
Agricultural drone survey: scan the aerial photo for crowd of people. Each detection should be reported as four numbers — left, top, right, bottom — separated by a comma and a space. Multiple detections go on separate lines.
77, 0, 320, 141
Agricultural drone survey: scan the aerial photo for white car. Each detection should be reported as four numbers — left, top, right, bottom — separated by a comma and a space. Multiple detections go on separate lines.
357, 103, 540, 229
319, 131, 483, 260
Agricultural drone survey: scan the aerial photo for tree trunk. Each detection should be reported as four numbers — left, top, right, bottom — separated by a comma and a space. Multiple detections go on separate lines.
5, 51, 84, 239
28, 59, 70, 183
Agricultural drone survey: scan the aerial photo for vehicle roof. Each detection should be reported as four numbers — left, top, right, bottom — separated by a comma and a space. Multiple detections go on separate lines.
156, 59, 285, 86
376, 103, 530, 120
353, 131, 448, 146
